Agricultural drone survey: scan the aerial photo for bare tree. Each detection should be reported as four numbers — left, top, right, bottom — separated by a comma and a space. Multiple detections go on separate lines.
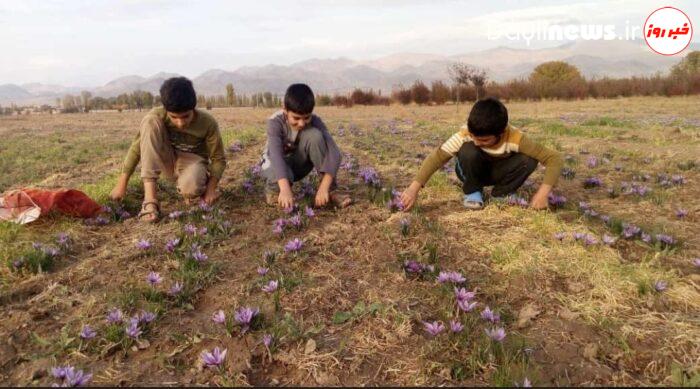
448, 63, 488, 101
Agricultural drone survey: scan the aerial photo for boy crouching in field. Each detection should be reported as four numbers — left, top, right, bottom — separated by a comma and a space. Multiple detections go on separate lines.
260, 83, 351, 209
400, 97, 563, 211
110, 77, 226, 222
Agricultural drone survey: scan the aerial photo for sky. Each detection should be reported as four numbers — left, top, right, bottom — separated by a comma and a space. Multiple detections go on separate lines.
1, 0, 697, 86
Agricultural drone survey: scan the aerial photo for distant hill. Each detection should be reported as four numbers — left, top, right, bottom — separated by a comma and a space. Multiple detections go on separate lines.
2, 40, 697, 105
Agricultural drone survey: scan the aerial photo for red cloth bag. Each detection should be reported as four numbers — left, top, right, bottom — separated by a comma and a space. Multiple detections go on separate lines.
0, 189, 102, 223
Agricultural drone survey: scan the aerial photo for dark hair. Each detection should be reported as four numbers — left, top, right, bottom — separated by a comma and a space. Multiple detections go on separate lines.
160, 77, 197, 113
467, 97, 508, 137
284, 83, 315, 114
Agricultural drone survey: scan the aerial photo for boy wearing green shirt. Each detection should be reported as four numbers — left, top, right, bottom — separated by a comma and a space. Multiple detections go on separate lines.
110, 77, 226, 222
400, 97, 563, 211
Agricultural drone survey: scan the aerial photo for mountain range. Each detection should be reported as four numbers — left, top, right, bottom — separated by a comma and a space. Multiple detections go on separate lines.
1, 39, 697, 105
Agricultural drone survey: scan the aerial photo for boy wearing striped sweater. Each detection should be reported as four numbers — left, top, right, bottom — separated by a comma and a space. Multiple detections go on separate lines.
400, 97, 563, 211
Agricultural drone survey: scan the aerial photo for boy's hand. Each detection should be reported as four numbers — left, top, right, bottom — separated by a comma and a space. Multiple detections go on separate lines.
278, 187, 294, 209
201, 187, 220, 205
315, 188, 330, 207
200, 178, 220, 205
400, 181, 422, 211
314, 173, 334, 208
529, 184, 552, 210
109, 173, 129, 201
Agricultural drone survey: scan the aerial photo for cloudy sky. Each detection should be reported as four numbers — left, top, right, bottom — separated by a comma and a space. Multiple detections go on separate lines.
1, 0, 697, 86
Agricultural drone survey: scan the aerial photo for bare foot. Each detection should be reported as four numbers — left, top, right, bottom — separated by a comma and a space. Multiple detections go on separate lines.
330, 192, 352, 208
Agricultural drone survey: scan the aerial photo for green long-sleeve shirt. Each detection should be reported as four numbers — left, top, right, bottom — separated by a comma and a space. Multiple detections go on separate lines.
121, 107, 226, 180
414, 124, 564, 187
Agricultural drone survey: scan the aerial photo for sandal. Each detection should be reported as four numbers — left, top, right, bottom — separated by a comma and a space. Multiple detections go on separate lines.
330, 192, 353, 208
138, 201, 160, 223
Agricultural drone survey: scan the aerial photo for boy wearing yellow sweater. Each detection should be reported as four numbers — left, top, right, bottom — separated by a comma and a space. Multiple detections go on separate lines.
400, 97, 563, 211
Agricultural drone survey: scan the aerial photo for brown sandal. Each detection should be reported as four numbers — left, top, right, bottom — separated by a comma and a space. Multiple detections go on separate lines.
138, 201, 160, 223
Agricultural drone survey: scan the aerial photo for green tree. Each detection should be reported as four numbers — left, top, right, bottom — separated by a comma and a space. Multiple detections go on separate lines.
529, 61, 587, 99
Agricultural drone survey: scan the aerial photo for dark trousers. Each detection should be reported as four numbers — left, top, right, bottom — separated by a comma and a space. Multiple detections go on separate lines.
455, 142, 538, 197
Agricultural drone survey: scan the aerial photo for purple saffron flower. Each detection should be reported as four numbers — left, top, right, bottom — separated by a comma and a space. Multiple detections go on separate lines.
12, 258, 24, 269
272, 218, 287, 234
561, 167, 575, 179
234, 307, 259, 333
228, 141, 243, 152
547, 193, 567, 207
602, 234, 616, 245
458, 299, 478, 312
169, 282, 183, 295
106, 308, 124, 324
600, 214, 611, 224
506, 195, 529, 207
250, 164, 262, 176
56, 233, 70, 247
191, 248, 208, 262
485, 327, 506, 342
520, 377, 532, 387
58, 367, 92, 387
358, 167, 381, 186
305, 206, 315, 218
675, 209, 688, 219
454, 287, 476, 302
199, 201, 212, 213
198, 227, 208, 236
242, 179, 254, 192
671, 174, 685, 185
554, 232, 567, 241
572, 232, 585, 241
481, 307, 500, 323
586, 156, 598, 168
263, 334, 273, 347
146, 271, 162, 286
201, 347, 227, 368
262, 280, 279, 293
423, 321, 445, 336
168, 210, 184, 219
136, 239, 152, 250
284, 238, 303, 253
403, 260, 427, 274
288, 215, 302, 228
125, 319, 142, 338
257, 267, 269, 276
449, 320, 464, 333
139, 310, 156, 324
183, 224, 197, 235
43, 246, 60, 257
212, 309, 226, 324
52, 366, 70, 379
79, 325, 96, 340
655, 234, 675, 246
583, 234, 598, 246
641, 232, 652, 243
654, 280, 668, 292
622, 224, 641, 239
437, 271, 466, 284
583, 177, 602, 188
165, 238, 180, 253
387, 190, 405, 211
692, 258, 700, 267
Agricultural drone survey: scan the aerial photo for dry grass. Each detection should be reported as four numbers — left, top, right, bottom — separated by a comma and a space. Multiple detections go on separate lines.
0, 96, 698, 386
